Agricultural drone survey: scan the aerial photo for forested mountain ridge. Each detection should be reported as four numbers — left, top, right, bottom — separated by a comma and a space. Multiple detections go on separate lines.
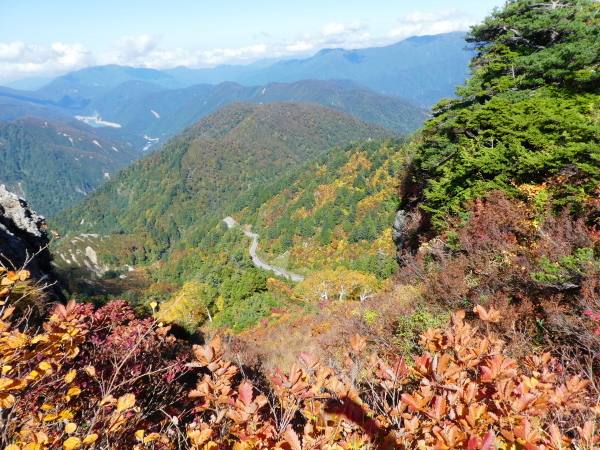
52, 101, 403, 269
84, 79, 428, 145
0, 66, 432, 223
155, 138, 407, 301
219, 139, 408, 277
0, 116, 144, 216
0, 32, 457, 221
0, 76, 428, 161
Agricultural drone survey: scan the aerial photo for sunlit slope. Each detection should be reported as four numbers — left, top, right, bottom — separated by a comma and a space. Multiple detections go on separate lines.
53, 101, 403, 266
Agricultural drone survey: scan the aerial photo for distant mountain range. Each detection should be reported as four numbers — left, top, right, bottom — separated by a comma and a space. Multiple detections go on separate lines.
80, 79, 429, 143
232, 33, 472, 106
29, 32, 470, 107
0, 32, 469, 140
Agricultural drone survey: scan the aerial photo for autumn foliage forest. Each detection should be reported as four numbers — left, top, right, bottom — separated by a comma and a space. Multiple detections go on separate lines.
3, 0, 600, 448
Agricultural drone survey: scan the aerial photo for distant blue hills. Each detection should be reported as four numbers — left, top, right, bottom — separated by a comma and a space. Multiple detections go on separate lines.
27, 31, 470, 107
0, 32, 470, 151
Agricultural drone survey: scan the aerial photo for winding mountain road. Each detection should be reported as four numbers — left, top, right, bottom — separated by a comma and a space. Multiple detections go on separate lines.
223, 216, 305, 282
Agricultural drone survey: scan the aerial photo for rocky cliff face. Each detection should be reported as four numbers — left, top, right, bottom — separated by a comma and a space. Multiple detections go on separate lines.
392, 210, 410, 252
0, 185, 61, 298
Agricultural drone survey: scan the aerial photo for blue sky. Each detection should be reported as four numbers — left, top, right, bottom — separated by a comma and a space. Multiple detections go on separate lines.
0, 0, 503, 83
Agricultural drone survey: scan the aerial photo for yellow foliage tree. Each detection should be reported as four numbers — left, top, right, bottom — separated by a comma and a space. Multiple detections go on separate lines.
296, 267, 380, 302
156, 281, 218, 332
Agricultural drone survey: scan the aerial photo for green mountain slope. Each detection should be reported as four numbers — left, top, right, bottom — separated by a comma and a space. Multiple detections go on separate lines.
1, 79, 427, 154
53, 101, 403, 266
159, 138, 408, 286
0, 116, 144, 216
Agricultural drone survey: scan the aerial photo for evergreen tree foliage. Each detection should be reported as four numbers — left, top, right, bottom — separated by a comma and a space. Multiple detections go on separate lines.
408, 0, 600, 228
0, 117, 142, 216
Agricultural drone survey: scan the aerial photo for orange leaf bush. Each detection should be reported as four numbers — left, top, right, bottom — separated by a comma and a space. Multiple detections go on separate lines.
183, 306, 598, 449
1, 266, 597, 449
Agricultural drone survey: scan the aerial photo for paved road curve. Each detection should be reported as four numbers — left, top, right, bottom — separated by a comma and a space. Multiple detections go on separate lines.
223, 217, 305, 282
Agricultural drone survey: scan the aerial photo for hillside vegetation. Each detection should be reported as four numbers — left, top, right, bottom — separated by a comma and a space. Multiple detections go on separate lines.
0, 271, 597, 449
84, 80, 429, 145
53, 102, 402, 267
153, 138, 408, 332
0, 116, 143, 216
406, 0, 600, 225
4, 1, 600, 448
224, 138, 407, 277
392, 0, 600, 391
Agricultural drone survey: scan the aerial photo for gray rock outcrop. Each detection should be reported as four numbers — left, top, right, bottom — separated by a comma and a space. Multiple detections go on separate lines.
0, 185, 61, 297
392, 209, 410, 250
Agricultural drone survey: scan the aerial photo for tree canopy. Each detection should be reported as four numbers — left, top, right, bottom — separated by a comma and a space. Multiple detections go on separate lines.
408, 0, 600, 228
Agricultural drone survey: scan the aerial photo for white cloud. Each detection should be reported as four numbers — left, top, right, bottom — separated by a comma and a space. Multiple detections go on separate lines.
0, 13, 471, 83
0, 21, 377, 82
197, 44, 269, 65
51, 42, 92, 67
322, 22, 346, 37
113, 34, 160, 59
106, 21, 375, 69
322, 21, 367, 38
286, 41, 314, 53
0, 40, 26, 61
123, 48, 199, 69
108, 20, 374, 69
0, 40, 94, 81
388, 8, 472, 40
402, 9, 460, 24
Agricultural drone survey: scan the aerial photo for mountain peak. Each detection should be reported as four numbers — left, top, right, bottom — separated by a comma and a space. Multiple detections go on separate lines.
402, 31, 467, 45
314, 48, 344, 57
